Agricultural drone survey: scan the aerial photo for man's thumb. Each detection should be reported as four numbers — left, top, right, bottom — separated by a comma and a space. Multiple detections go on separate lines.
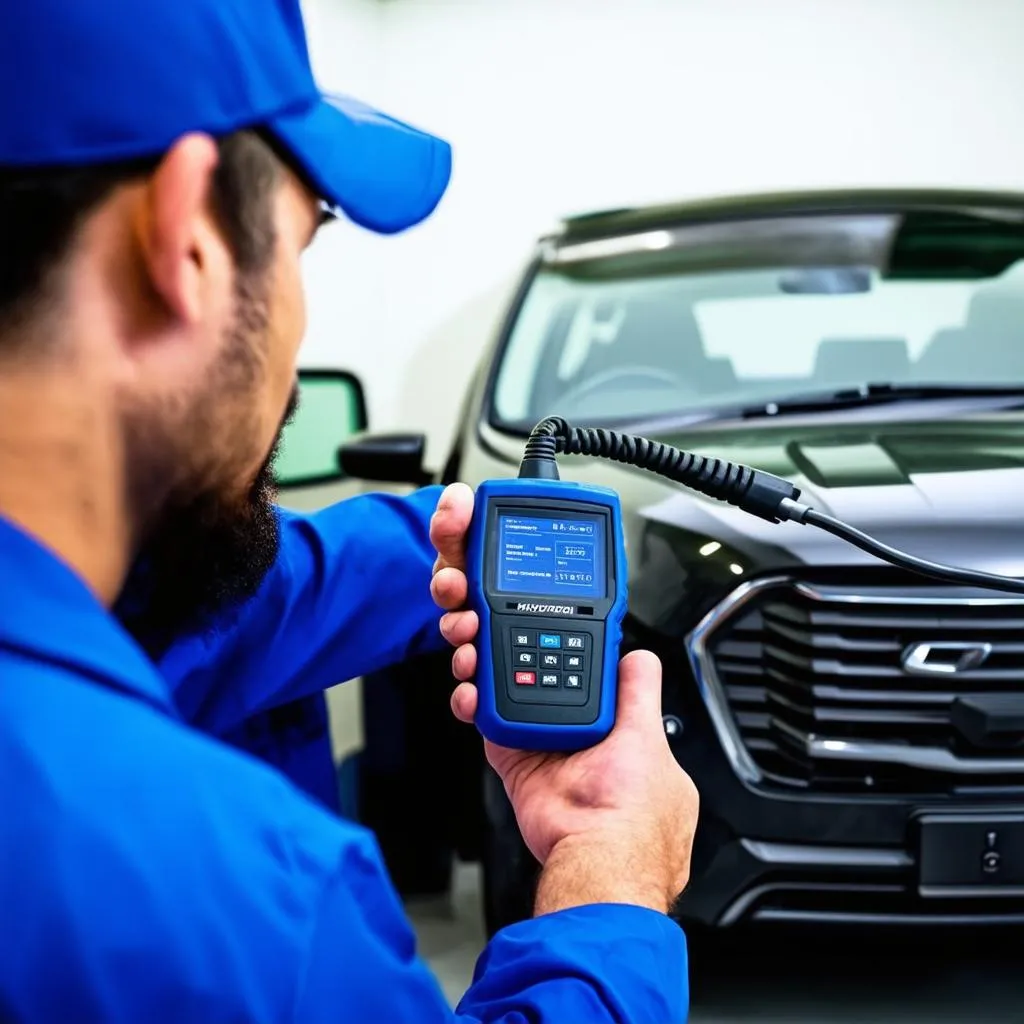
613, 649, 664, 733
430, 482, 474, 570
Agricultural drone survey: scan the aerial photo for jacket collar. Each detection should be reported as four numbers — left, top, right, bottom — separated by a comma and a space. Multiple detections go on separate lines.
0, 514, 178, 717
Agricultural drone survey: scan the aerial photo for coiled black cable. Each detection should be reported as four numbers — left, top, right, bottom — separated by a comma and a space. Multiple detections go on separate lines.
521, 416, 801, 523
520, 416, 1024, 595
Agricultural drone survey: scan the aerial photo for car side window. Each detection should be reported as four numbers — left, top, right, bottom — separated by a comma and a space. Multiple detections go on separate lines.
275, 371, 368, 489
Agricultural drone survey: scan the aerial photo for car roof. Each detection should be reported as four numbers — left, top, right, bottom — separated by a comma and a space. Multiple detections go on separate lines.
543, 188, 1024, 246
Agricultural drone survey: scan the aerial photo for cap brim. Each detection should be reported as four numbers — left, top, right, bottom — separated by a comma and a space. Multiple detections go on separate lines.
269, 93, 452, 235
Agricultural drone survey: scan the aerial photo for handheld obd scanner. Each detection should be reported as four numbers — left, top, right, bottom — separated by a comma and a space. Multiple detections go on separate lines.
466, 415, 1024, 754
466, 469, 626, 753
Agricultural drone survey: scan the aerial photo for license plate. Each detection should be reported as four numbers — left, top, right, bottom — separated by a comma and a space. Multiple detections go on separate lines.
917, 812, 1024, 897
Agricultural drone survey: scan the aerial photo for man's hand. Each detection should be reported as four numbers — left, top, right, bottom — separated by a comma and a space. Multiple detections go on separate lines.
428, 482, 478, 680
429, 482, 699, 916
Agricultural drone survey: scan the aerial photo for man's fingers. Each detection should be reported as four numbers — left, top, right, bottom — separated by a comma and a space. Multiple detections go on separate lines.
450, 681, 478, 723
612, 649, 665, 735
452, 642, 477, 681
430, 483, 474, 572
440, 609, 478, 647
431, 566, 468, 611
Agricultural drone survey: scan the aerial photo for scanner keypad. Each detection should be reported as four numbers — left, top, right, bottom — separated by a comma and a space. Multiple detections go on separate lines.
510, 628, 589, 689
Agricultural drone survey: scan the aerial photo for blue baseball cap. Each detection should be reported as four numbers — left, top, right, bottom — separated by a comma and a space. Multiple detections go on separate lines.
0, 0, 451, 235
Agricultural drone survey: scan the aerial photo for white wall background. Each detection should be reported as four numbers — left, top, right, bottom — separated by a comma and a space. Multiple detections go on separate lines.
299, 0, 1024, 469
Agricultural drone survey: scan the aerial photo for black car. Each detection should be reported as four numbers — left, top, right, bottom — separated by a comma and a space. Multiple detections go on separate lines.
341, 188, 1024, 937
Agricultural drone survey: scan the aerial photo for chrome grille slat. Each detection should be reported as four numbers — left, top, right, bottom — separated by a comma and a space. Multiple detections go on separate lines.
813, 685, 953, 705
765, 619, 902, 653
767, 646, 907, 678
766, 652, 1024, 684
767, 690, 947, 727
793, 582, 1024, 606
694, 576, 1024, 794
768, 603, 1024, 631
764, 620, 1024, 658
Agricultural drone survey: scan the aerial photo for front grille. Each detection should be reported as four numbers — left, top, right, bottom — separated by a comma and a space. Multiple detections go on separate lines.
704, 579, 1024, 794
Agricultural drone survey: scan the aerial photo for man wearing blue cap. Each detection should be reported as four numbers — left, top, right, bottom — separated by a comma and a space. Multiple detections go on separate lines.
0, 0, 699, 1020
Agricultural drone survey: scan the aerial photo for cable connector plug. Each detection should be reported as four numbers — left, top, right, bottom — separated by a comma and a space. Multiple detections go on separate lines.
518, 416, 564, 479
518, 456, 561, 480
776, 496, 812, 523
737, 470, 804, 523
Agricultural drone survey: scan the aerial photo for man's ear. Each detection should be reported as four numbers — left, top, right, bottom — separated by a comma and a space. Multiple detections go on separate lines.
132, 134, 222, 325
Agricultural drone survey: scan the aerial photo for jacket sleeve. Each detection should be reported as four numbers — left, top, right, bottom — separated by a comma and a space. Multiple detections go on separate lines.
295, 828, 690, 1024
162, 486, 449, 734
452, 909, 689, 1022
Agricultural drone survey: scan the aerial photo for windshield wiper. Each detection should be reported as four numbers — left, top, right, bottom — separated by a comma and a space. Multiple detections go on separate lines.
741, 382, 1024, 419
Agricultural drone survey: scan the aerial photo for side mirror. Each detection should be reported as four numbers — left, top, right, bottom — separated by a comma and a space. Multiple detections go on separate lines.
339, 433, 432, 486
275, 370, 368, 489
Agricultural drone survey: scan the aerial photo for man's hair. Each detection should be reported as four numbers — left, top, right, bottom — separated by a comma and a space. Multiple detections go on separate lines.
0, 130, 281, 345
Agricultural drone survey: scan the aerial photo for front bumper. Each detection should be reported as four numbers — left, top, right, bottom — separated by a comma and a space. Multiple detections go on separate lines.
654, 637, 1024, 929
678, 833, 1024, 928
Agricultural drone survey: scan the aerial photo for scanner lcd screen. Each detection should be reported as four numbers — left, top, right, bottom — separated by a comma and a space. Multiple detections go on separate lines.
495, 512, 605, 599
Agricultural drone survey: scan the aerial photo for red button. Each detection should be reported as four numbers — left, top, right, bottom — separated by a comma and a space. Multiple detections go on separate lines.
514, 671, 536, 685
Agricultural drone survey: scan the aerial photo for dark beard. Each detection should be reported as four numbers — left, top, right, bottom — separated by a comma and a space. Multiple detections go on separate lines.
114, 420, 288, 660
115, 287, 300, 661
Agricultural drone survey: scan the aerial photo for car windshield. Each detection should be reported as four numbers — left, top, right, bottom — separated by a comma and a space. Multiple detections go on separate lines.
490, 208, 1024, 431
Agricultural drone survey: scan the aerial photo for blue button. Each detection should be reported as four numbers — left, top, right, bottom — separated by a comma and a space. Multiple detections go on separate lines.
539, 633, 562, 649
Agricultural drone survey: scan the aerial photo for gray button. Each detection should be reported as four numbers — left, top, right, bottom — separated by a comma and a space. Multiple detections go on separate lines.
540, 672, 560, 687
563, 654, 583, 670
515, 650, 537, 667
564, 634, 586, 651
512, 630, 536, 647
540, 653, 560, 668
564, 673, 582, 688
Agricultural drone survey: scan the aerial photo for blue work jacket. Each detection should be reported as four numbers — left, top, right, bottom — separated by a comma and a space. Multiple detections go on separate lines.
154, 488, 453, 812
0, 496, 689, 1023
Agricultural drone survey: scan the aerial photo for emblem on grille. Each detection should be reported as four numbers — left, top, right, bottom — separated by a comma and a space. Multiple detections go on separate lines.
900, 641, 993, 675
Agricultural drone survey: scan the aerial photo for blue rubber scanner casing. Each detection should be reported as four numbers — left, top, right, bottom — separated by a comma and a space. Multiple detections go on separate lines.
466, 477, 628, 752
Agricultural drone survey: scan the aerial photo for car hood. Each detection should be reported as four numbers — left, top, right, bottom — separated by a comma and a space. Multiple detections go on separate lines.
621, 412, 1024, 634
